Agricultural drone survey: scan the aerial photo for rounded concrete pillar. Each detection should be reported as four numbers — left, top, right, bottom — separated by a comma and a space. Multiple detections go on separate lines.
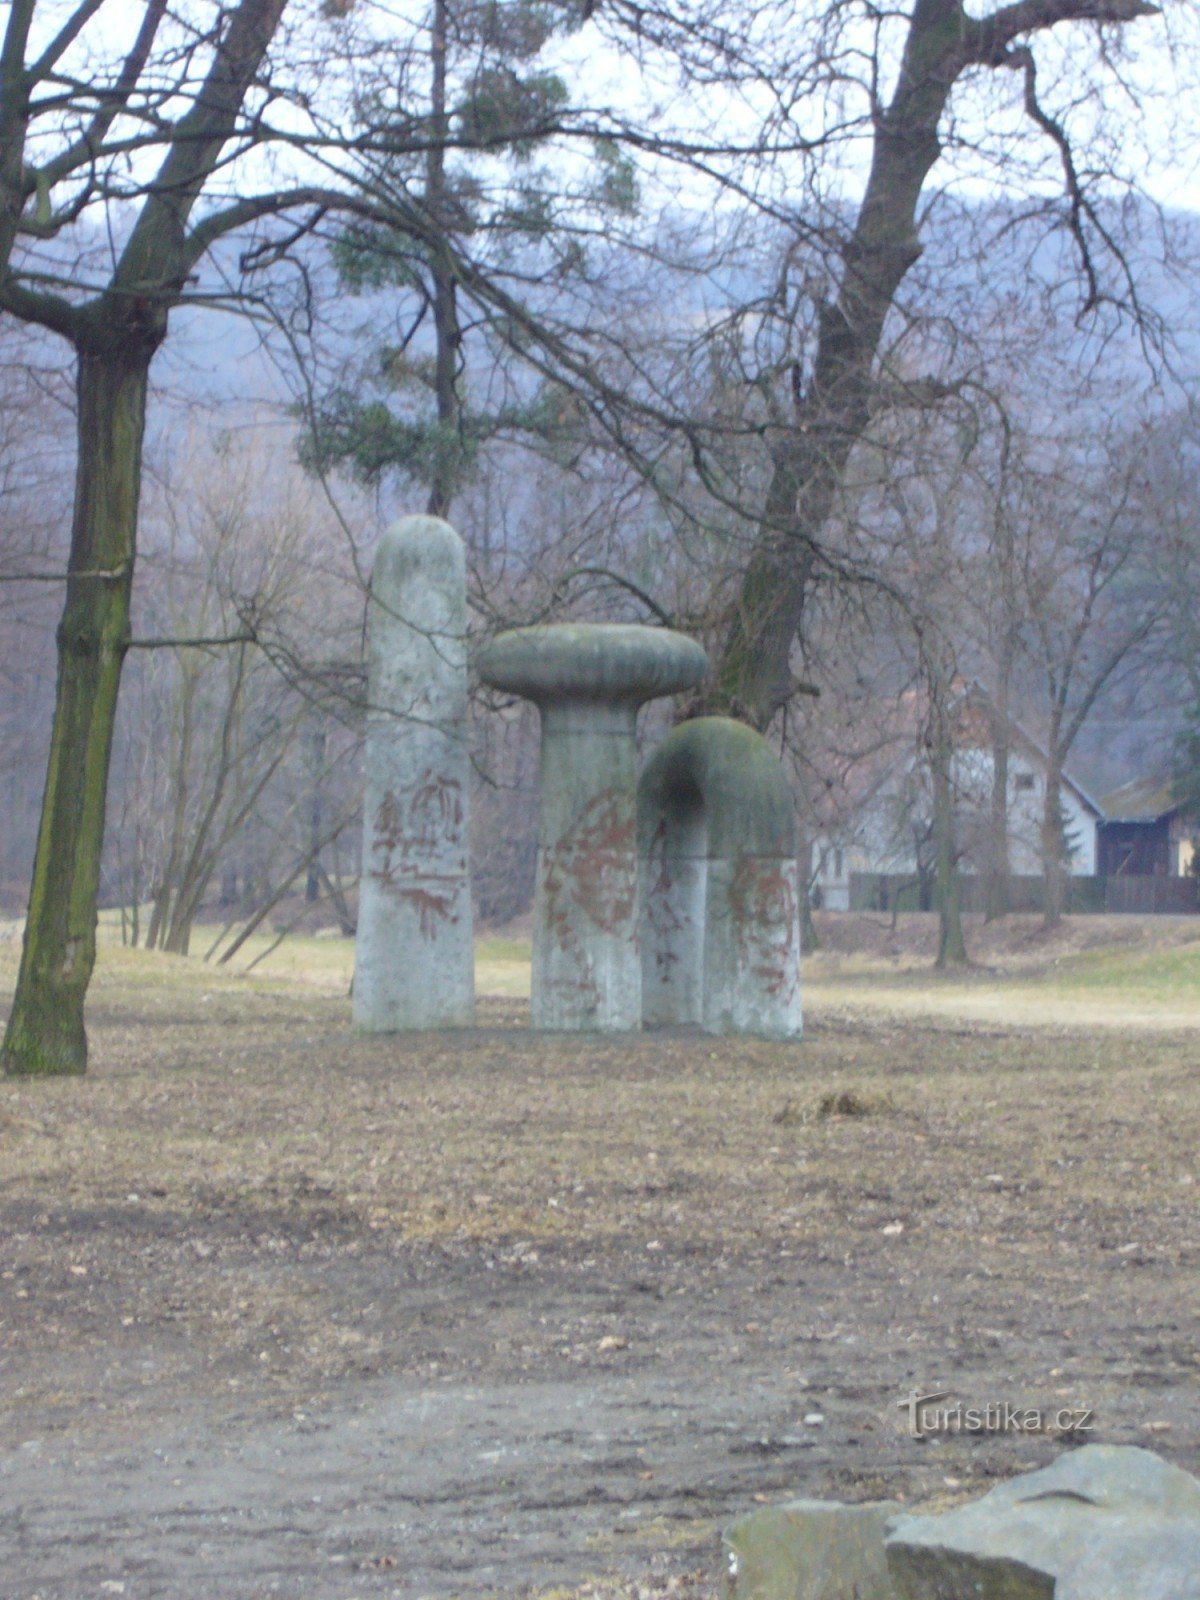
477, 624, 708, 1031
638, 717, 802, 1038
354, 515, 474, 1032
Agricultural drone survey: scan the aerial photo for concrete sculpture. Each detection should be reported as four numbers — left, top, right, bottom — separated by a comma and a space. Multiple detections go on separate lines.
477, 623, 708, 1031
638, 716, 801, 1037
354, 516, 474, 1031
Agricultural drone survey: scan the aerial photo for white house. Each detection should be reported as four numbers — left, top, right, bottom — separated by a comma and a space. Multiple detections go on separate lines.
811, 686, 1102, 910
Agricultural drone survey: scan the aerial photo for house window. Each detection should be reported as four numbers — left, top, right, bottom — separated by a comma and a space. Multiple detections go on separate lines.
1013, 772, 1035, 792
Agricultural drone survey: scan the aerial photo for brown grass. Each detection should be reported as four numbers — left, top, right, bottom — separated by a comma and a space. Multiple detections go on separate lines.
2, 922, 1199, 1597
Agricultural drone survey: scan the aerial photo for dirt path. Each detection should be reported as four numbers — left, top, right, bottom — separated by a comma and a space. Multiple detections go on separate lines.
8, 1227, 1200, 1600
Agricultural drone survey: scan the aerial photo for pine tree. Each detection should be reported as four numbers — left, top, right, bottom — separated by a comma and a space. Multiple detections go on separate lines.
304, 0, 636, 514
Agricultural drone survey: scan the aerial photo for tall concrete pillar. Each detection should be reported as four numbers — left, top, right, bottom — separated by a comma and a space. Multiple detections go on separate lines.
354, 515, 474, 1031
638, 717, 802, 1038
477, 624, 708, 1031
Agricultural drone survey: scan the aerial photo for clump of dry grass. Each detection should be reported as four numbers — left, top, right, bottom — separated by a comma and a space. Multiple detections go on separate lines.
814, 1087, 897, 1119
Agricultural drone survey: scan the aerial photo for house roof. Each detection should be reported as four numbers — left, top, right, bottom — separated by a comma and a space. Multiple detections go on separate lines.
957, 683, 1105, 820
1098, 776, 1183, 824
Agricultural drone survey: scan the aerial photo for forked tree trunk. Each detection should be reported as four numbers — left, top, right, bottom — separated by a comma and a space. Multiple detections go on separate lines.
2, 329, 155, 1075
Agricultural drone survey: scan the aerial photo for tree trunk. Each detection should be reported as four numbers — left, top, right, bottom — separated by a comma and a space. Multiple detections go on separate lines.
1042, 755, 1067, 931
128, 854, 140, 949
985, 446, 1017, 921
931, 719, 967, 968
984, 677, 1011, 921
2, 333, 153, 1074
711, 0, 957, 727
305, 722, 326, 903
144, 890, 165, 951
152, 663, 199, 950
315, 859, 356, 936
984, 730, 1010, 920
163, 900, 194, 955
798, 837, 820, 952
425, 0, 463, 520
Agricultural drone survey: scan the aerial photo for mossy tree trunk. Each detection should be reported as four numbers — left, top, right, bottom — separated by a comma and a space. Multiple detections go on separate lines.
2, 323, 157, 1074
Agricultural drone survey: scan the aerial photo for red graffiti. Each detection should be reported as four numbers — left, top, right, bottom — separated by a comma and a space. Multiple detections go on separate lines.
542, 789, 638, 941
729, 856, 799, 1002
394, 883, 459, 940
538, 788, 639, 1014
370, 771, 466, 940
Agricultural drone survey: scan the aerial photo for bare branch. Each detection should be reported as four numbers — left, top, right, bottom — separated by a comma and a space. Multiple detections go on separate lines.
967, 0, 1160, 67
38, 0, 170, 190
126, 631, 258, 651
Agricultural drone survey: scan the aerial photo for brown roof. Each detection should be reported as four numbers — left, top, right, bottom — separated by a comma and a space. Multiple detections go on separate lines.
1099, 776, 1182, 823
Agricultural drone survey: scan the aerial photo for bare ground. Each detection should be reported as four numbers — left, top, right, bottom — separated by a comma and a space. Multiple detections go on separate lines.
2, 931, 1200, 1599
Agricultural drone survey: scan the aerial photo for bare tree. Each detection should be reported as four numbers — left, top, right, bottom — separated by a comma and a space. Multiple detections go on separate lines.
1015, 431, 1164, 925
615, 0, 1167, 728
0, 0, 312, 1072
105, 419, 369, 956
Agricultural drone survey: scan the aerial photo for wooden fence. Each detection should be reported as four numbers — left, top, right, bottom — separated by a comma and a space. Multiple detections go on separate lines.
848, 872, 1200, 916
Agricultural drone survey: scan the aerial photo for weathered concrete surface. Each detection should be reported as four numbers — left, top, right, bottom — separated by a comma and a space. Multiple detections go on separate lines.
886, 1445, 1200, 1600
477, 624, 708, 1031
724, 1499, 900, 1600
639, 718, 801, 1038
354, 516, 474, 1031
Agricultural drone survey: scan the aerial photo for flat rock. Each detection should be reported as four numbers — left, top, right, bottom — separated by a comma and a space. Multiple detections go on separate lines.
886, 1445, 1200, 1600
724, 1498, 901, 1600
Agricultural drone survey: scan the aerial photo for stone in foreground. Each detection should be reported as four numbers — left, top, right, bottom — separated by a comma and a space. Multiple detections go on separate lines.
724, 1499, 900, 1600
639, 717, 801, 1037
354, 516, 474, 1031
478, 623, 708, 1031
886, 1444, 1200, 1599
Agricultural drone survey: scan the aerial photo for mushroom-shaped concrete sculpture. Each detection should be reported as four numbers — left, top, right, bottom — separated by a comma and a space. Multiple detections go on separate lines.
478, 624, 709, 1031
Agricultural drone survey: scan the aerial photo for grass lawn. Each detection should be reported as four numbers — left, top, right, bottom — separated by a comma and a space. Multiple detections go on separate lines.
21, 904, 1195, 1030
